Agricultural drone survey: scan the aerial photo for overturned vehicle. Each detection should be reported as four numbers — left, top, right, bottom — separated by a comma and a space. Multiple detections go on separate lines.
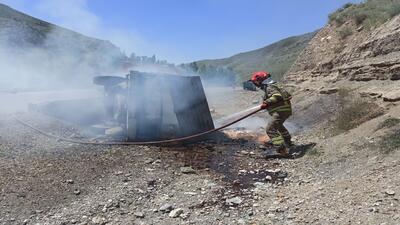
31, 71, 215, 142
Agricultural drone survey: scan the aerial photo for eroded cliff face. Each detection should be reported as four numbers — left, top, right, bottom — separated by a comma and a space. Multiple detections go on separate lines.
285, 15, 400, 104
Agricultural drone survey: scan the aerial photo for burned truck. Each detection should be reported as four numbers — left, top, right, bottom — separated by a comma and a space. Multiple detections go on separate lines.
32, 71, 215, 142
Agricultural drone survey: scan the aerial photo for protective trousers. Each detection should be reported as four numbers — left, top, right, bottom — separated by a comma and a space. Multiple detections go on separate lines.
266, 112, 292, 147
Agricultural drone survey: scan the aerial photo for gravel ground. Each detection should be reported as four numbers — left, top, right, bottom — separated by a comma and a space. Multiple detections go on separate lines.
0, 88, 399, 225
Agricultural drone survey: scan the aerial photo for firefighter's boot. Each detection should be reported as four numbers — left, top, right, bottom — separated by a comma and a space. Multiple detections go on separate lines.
277, 145, 290, 157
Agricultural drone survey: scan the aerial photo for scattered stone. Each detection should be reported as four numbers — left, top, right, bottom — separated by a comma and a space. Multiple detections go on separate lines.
266, 169, 281, 173
252, 100, 259, 104
265, 175, 272, 181
180, 166, 196, 174
115, 171, 123, 176
383, 90, 400, 102
385, 190, 395, 196
145, 158, 154, 164
238, 170, 247, 175
122, 177, 131, 183
391, 73, 400, 80
169, 208, 184, 218
287, 214, 296, 219
73, 189, 81, 195
91, 216, 106, 225
277, 171, 288, 179
237, 219, 246, 224
66, 179, 74, 184
369, 207, 379, 213
319, 88, 338, 95
225, 197, 243, 206
147, 179, 156, 186
360, 91, 383, 98
134, 212, 145, 218
240, 150, 249, 155
180, 212, 190, 220
16, 192, 26, 198
159, 203, 174, 213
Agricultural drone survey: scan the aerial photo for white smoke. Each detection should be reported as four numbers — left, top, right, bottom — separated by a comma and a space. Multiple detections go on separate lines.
32, 0, 148, 55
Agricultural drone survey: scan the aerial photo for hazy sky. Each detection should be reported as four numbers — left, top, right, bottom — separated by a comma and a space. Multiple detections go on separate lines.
1, 0, 362, 63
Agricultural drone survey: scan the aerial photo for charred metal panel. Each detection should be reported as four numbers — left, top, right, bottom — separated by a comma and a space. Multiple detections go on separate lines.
126, 71, 163, 141
165, 75, 215, 137
126, 71, 214, 141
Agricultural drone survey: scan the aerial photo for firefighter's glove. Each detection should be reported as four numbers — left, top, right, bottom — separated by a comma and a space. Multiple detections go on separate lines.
260, 102, 269, 110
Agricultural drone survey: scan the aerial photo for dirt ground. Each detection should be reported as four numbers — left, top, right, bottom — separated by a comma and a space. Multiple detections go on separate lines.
0, 87, 399, 225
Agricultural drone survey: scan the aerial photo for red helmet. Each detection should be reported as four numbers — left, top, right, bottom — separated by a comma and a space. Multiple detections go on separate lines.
250, 71, 270, 83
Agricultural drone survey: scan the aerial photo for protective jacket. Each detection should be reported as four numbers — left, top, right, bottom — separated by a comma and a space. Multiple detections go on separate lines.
262, 83, 292, 115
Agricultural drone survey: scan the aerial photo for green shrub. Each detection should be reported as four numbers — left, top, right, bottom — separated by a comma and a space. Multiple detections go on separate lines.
338, 27, 353, 40
329, 0, 400, 30
342, 3, 355, 10
354, 12, 368, 25
378, 118, 400, 129
329, 12, 346, 26
388, 3, 400, 17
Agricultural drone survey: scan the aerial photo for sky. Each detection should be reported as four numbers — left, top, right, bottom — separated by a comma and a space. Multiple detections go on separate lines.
1, 0, 362, 64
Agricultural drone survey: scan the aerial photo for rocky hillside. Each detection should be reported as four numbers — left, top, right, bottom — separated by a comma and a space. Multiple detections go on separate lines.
285, 1, 400, 99
189, 31, 317, 83
0, 3, 127, 89
283, 0, 400, 156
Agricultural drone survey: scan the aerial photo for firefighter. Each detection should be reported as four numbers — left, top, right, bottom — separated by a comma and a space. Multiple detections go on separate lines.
250, 71, 293, 157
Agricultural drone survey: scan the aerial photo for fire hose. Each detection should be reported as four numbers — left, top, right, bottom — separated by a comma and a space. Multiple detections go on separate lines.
15, 107, 263, 145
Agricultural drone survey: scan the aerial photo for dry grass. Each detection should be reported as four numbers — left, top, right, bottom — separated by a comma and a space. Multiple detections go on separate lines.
338, 27, 353, 40
329, 0, 400, 30
378, 129, 400, 154
378, 117, 400, 130
334, 88, 384, 132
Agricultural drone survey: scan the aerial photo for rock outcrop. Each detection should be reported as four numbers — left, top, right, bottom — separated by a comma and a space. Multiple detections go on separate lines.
287, 15, 400, 82
285, 15, 400, 103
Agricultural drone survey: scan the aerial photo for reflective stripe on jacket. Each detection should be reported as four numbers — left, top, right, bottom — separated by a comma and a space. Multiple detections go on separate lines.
262, 84, 292, 115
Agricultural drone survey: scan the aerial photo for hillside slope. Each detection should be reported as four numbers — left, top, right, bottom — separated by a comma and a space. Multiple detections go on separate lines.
285, 3, 400, 104
282, 0, 400, 139
190, 31, 317, 83
0, 3, 126, 89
